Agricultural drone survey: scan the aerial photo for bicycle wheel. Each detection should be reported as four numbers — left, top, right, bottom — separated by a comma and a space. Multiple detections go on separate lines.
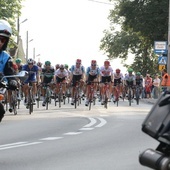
136, 87, 140, 105
128, 88, 132, 106
36, 87, 41, 108
28, 89, 33, 114
74, 92, 77, 109
12, 92, 17, 115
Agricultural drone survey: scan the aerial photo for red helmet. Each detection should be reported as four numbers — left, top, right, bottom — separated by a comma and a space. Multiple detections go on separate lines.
116, 68, 120, 73
104, 60, 110, 66
76, 59, 81, 64
91, 60, 96, 64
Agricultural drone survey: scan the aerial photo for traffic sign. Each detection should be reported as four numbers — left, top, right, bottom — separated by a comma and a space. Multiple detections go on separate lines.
158, 56, 167, 65
159, 65, 166, 71
154, 41, 167, 54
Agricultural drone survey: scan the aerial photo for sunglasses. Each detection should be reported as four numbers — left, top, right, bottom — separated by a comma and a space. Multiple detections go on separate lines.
76, 63, 81, 65
0, 36, 6, 43
60, 68, 64, 70
28, 63, 33, 65
91, 64, 96, 66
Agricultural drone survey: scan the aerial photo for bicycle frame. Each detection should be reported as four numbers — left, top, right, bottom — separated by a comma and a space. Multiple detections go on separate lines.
103, 82, 110, 109
74, 81, 81, 109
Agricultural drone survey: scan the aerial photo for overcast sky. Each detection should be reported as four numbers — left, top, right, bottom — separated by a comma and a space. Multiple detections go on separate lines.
19, 0, 128, 72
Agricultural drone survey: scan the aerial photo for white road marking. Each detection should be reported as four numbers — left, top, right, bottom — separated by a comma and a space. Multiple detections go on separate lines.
64, 132, 82, 135
95, 118, 107, 127
79, 127, 94, 131
83, 117, 96, 128
0, 142, 42, 150
0, 142, 28, 148
40, 137, 63, 141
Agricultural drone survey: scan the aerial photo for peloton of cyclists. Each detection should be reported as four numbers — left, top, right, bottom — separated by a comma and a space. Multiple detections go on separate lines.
85, 60, 100, 106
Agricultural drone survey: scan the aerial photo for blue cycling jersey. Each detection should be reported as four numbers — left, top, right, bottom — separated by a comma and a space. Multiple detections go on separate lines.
22, 64, 39, 82
0, 51, 10, 73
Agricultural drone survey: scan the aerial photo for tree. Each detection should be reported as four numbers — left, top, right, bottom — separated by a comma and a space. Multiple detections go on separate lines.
100, 0, 168, 75
0, 0, 23, 48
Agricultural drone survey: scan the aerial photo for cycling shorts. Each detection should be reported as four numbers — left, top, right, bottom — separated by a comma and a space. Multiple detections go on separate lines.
101, 76, 111, 83
72, 75, 82, 86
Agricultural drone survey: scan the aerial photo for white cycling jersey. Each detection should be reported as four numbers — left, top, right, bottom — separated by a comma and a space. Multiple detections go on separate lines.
71, 65, 85, 75
100, 66, 113, 77
113, 72, 124, 80
55, 69, 68, 79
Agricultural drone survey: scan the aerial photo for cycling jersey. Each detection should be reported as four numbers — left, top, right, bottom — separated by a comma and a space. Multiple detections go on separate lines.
136, 77, 143, 86
86, 66, 100, 76
113, 72, 124, 86
0, 51, 9, 73
42, 67, 54, 83
100, 66, 113, 77
22, 64, 39, 83
71, 65, 85, 75
55, 69, 68, 79
124, 74, 135, 86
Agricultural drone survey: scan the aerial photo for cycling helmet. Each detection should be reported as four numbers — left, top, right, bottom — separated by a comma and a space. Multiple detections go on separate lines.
60, 64, 64, 69
104, 60, 110, 66
45, 61, 51, 66
0, 20, 12, 38
37, 61, 42, 67
136, 72, 141, 75
55, 64, 60, 69
65, 64, 69, 68
76, 59, 81, 63
27, 58, 34, 64
9, 80, 18, 90
15, 58, 22, 64
91, 60, 97, 64
128, 68, 133, 72
116, 68, 120, 73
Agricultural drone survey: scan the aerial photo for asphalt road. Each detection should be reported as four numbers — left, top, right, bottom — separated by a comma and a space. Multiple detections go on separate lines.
0, 99, 158, 170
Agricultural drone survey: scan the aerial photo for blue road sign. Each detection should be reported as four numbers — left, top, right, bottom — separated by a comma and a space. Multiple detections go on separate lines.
154, 41, 167, 54
158, 56, 167, 65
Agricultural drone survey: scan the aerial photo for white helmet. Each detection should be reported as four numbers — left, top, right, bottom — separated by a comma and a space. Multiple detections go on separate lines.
27, 58, 34, 64
0, 20, 12, 37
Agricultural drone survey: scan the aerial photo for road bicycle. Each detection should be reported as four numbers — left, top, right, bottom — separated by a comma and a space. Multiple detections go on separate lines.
127, 85, 134, 106
113, 83, 121, 107
102, 81, 110, 109
36, 84, 41, 108
135, 85, 141, 105
26, 82, 35, 114
9, 88, 18, 115
74, 81, 81, 109
87, 81, 98, 110
44, 83, 52, 110
54, 82, 66, 108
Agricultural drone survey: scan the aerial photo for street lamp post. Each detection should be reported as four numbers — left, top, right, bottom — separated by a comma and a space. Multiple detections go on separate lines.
26, 30, 33, 61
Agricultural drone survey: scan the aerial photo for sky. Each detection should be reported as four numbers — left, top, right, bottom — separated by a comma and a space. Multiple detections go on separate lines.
19, 0, 131, 73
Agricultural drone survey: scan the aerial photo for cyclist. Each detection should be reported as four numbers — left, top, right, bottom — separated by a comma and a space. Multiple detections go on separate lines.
85, 60, 100, 106
55, 64, 60, 71
41, 61, 55, 106
15, 58, 23, 72
112, 68, 124, 102
99, 60, 114, 105
22, 58, 40, 105
0, 20, 18, 113
54, 64, 68, 101
70, 59, 85, 105
124, 68, 136, 98
135, 72, 143, 99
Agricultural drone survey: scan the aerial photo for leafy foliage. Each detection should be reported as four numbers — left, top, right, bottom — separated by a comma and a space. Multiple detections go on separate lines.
100, 0, 168, 75
0, 0, 23, 48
